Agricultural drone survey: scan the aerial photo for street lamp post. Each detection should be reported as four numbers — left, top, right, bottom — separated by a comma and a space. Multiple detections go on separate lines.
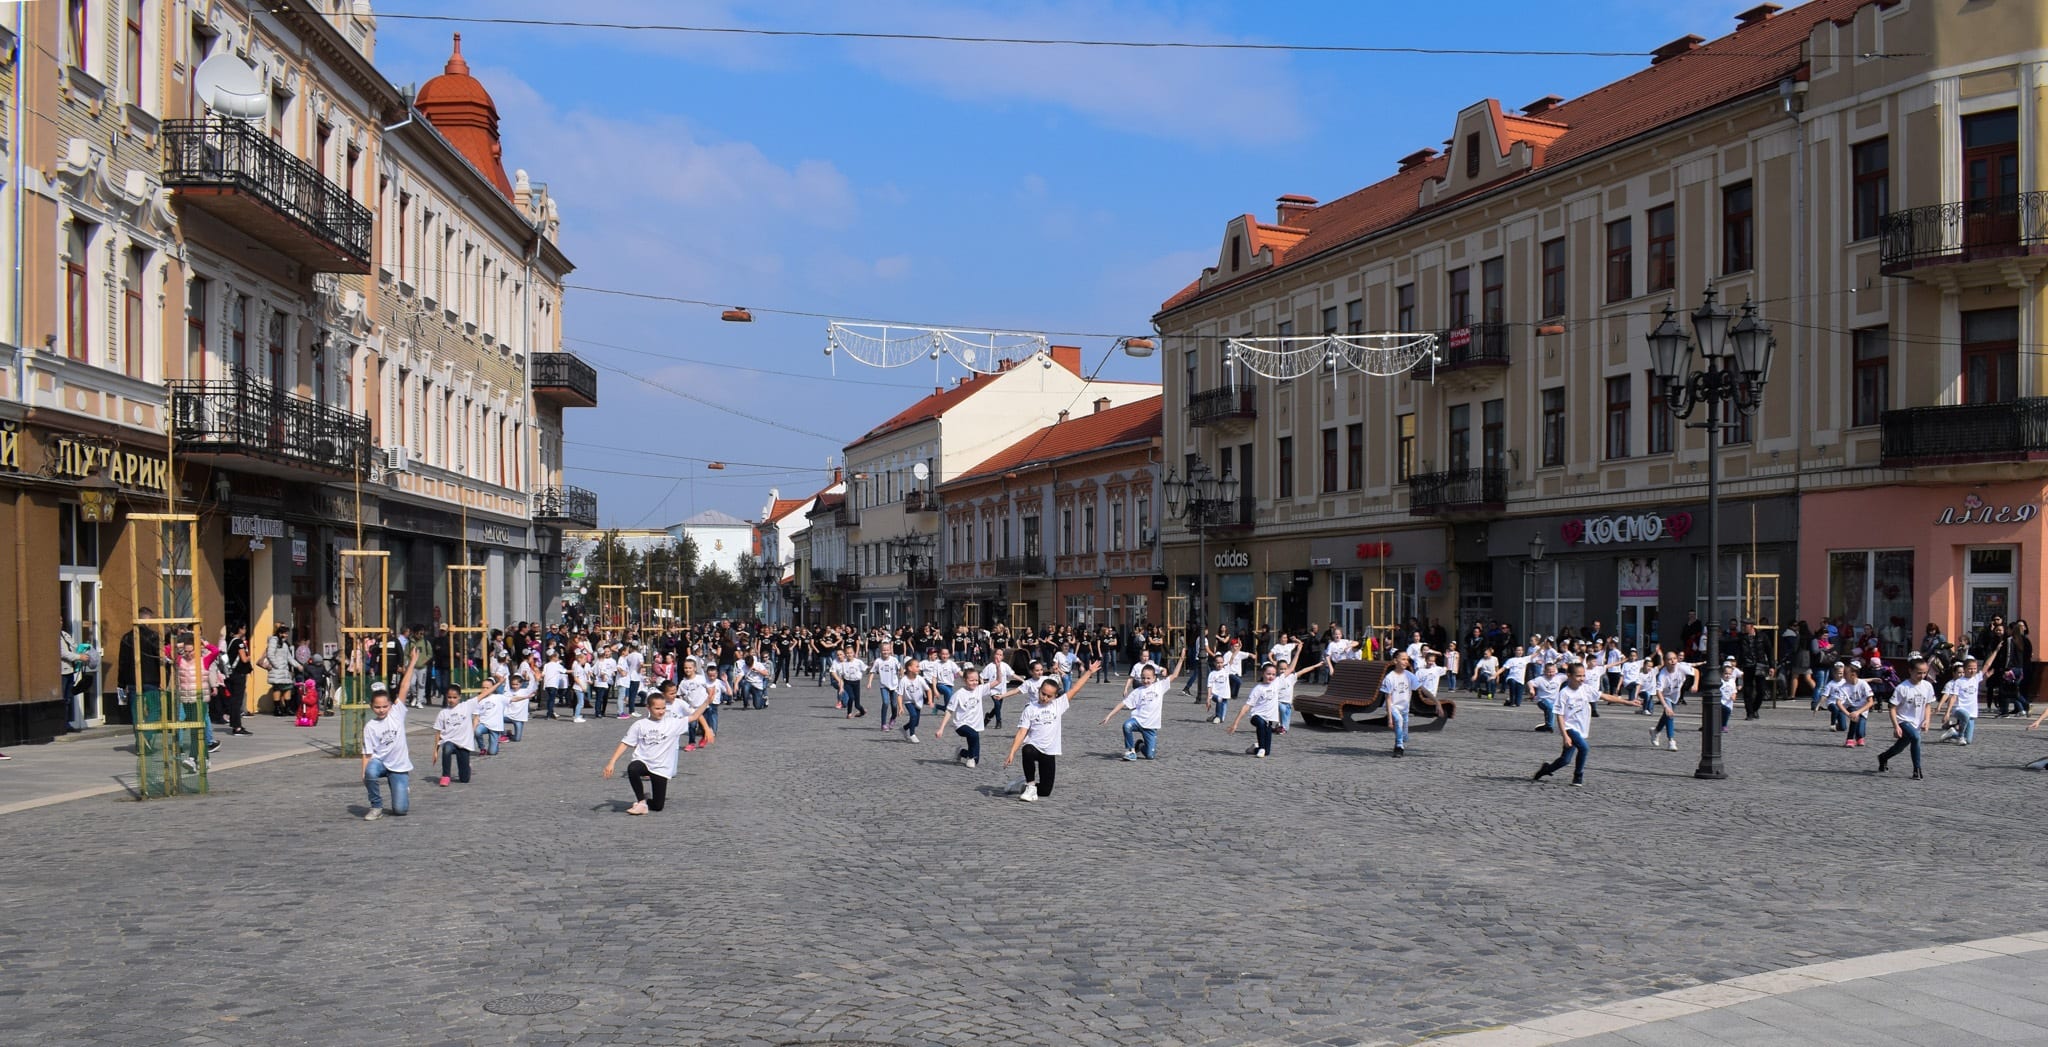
1646, 288, 1775, 781
1163, 459, 1239, 703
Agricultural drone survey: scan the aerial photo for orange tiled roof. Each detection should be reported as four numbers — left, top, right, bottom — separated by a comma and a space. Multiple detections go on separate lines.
810, 492, 844, 514
857, 373, 1000, 444
763, 498, 808, 526
944, 396, 1162, 488
1159, 0, 1882, 314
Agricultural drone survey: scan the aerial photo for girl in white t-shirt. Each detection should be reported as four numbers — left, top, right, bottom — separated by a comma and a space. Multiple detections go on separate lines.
432, 684, 479, 786
689, 664, 726, 751
895, 661, 930, 744
602, 689, 709, 815
570, 651, 593, 722
1228, 662, 1292, 758
1002, 662, 1102, 802
933, 667, 1000, 769
832, 648, 868, 718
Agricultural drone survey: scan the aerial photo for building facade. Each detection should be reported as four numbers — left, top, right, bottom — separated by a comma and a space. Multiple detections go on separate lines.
0, 3, 585, 744
1155, 0, 2048, 658
938, 396, 1163, 632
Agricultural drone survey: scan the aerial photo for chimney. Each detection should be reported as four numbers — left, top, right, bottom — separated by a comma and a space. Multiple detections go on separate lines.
1049, 345, 1082, 374
1735, 3, 1781, 28
1275, 194, 1317, 226
934, 386, 943, 395
832, 467, 842, 484
1094, 397, 1111, 414
1397, 148, 1439, 172
1651, 34, 1704, 64
1522, 95, 1564, 117
1057, 409, 1069, 422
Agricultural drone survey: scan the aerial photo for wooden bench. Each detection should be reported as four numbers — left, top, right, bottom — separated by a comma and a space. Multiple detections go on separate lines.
1292, 660, 1458, 731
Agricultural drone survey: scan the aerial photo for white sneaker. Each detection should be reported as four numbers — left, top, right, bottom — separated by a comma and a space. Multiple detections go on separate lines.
573, 716, 585, 723
908, 734, 920, 744
1004, 776, 1027, 795
1668, 739, 1680, 751
965, 758, 977, 769
1018, 784, 1038, 803
363, 808, 384, 821
1255, 749, 1267, 759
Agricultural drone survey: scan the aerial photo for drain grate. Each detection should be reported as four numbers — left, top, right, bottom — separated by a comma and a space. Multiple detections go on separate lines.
484, 992, 580, 1016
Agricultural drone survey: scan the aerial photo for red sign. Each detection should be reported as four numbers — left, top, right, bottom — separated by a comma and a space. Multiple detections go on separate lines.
1355, 541, 1393, 559
1446, 327, 1472, 349
1423, 569, 1444, 591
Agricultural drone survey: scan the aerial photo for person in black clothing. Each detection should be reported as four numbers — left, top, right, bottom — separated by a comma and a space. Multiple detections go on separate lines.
218, 624, 253, 735
114, 609, 163, 727
1737, 621, 1768, 720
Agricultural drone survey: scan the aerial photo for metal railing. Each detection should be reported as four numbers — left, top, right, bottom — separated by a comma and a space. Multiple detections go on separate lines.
530, 351, 599, 405
1881, 397, 2048, 464
1192, 495, 1258, 532
1409, 467, 1509, 513
532, 485, 598, 528
169, 374, 370, 473
161, 118, 373, 267
904, 489, 938, 512
1878, 192, 2048, 274
1188, 384, 1256, 427
1414, 323, 1512, 378
994, 555, 1044, 577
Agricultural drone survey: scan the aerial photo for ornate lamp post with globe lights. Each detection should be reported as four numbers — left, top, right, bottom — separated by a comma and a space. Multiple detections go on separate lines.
1646, 288, 1775, 781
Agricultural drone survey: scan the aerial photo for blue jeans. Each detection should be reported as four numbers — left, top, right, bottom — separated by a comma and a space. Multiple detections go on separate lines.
574, 687, 589, 717
1826, 705, 1845, 731
1211, 693, 1229, 722
1653, 709, 1677, 740
1880, 721, 1923, 771
1121, 718, 1157, 758
622, 680, 642, 714
901, 700, 921, 735
1390, 706, 1409, 748
1537, 697, 1555, 730
1846, 711, 1868, 741
689, 705, 720, 744
1539, 728, 1590, 781
475, 724, 499, 755
439, 742, 471, 782
1952, 710, 1976, 743
1278, 702, 1294, 729
955, 724, 981, 762
1505, 679, 1524, 706
364, 758, 409, 814
507, 719, 524, 742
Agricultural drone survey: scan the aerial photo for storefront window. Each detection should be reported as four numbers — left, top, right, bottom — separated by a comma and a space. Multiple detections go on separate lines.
1525, 561, 1584, 637
1065, 594, 1089, 626
1331, 569, 1363, 638
1828, 550, 1914, 649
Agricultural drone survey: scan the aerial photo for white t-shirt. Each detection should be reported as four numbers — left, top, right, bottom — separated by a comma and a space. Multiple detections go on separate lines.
1838, 679, 1874, 711
476, 692, 507, 732
1557, 681, 1601, 736
674, 676, 710, 714
1528, 672, 1562, 706
1269, 642, 1298, 666
1415, 665, 1446, 697
621, 650, 644, 683
1018, 696, 1070, 755
543, 660, 570, 689
1122, 681, 1167, 730
706, 678, 729, 706
834, 658, 868, 682
1719, 666, 1742, 709
1327, 638, 1361, 661
933, 660, 962, 687
362, 703, 411, 773
1379, 669, 1415, 715
1206, 668, 1233, 699
504, 680, 534, 722
946, 684, 987, 733
1945, 672, 1982, 717
899, 676, 930, 707
435, 699, 479, 751
1503, 656, 1532, 684
1893, 679, 1936, 729
1243, 680, 1282, 721
594, 656, 618, 686
873, 655, 903, 691
1224, 650, 1251, 678
572, 661, 592, 689
1656, 663, 1695, 706
622, 713, 687, 778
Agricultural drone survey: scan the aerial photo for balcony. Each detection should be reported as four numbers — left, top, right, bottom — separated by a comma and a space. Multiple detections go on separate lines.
1413, 323, 1511, 380
162, 118, 373, 273
994, 555, 1045, 577
905, 568, 939, 590
531, 352, 599, 408
904, 489, 938, 513
1409, 467, 1509, 516
170, 375, 371, 480
1188, 385, 1256, 428
1881, 398, 2048, 469
1193, 495, 1258, 534
1879, 193, 2048, 290
533, 485, 599, 528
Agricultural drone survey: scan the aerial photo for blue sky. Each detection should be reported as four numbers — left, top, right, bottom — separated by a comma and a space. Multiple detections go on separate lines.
370, 0, 1762, 528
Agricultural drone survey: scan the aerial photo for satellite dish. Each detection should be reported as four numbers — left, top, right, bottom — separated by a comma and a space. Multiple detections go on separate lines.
912, 462, 929, 481
192, 52, 267, 120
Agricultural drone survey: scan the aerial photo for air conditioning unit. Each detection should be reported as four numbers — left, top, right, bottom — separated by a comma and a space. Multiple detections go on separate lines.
384, 446, 412, 473
1141, 527, 1157, 545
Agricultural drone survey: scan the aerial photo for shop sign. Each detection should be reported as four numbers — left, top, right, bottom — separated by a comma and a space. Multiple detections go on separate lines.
1214, 550, 1251, 569
1618, 556, 1659, 598
478, 524, 514, 545
230, 515, 285, 539
1355, 541, 1393, 559
292, 538, 308, 567
1935, 493, 2040, 526
50, 437, 170, 491
1563, 511, 1693, 547
1309, 556, 1332, 567
0, 420, 19, 473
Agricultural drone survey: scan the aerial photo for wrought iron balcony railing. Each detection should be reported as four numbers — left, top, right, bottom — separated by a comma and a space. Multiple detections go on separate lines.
994, 555, 1045, 577
530, 351, 599, 408
162, 118, 373, 272
533, 485, 599, 528
1881, 397, 2048, 466
1413, 323, 1512, 379
1409, 467, 1509, 515
1191, 495, 1258, 533
1187, 384, 1256, 427
1879, 192, 2048, 275
904, 489, 938, 513
170, 375, 371, 476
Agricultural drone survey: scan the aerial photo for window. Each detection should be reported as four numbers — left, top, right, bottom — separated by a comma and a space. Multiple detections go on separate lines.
1646, 370, 1672, 454
1605, 375, 1631, 459
1465, 132, 1481, 179
1276, 319, 1293, 339
1722, 181, 1754, 274
1647, 204, 1676, 293
230, 295, 247, 374
123, 247, 145, 379
1230, 235, 1242, 271
1829, 551, 1915, 642
66, 0, 88, 69
1396, 414, 1415, 483
316, 121, 332, 178
1346, 422, 1364, 489
1447, 404, 1471, 472
397, 194, 410, 283
1082, 503, 1096, 554
1276, 436, 1294, 497
1605, 218, 1632, 302
1540, 387, 1565, 467
185, 277, 207, 380
186, 20, 217, 114
1720, 384, 1752, 445
1852, 326, 1889, 427
1320, 306, 1337, 335
1851, 138, 1889, 241
1135, 495, 1150, 548
1330, 569, 1364, 639
1447, 267, 1470, 326
1110, 498, 1126, 549
1321, 428, 1339, 493
1480, 257, 1505, 325
1183, 349, 1198, 398
1962, 307, 2018, 404
125, 0, 146, 107
1540, 238, 1566, 318
1396, 283, 1415, 332
269, 87, 291, 143
1345, 299, 1363, 334
1525, 560, 1586, 639
1482, 398, 1505, 471
346, 144, 361, 202
268, 309, 287, 387
64, 222, 92, 361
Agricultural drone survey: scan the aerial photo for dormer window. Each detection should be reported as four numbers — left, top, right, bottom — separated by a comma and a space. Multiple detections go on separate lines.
1465, 133, 1481, 179
1231, 235, 1243, 271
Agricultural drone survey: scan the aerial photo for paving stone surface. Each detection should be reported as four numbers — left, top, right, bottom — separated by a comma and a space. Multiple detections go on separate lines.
9, 683, 2048, 1046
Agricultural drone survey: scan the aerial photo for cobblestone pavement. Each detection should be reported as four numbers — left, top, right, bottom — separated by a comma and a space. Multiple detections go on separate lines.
10, 682, 2048, 1047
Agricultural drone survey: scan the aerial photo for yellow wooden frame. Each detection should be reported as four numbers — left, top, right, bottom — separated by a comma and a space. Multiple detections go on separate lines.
1254, 595, 1279, 641
598, 584, 627, 632
130, 513, 205, 797
1745, 572, 1781, 662
446, 563, 489, 692
338, 550, 391, 756
640, 590, 665, 631
1368, 587, 1397, 659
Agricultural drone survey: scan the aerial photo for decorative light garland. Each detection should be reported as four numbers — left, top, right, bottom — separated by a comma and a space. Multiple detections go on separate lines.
1225, 333, 1440, 380
825, 322, 1052, 375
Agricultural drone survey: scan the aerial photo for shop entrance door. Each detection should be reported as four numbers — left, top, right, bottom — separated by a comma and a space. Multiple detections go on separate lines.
58, 573, 102, 727
1618, 601, 1661, 653
1965, 546, 2016, 635
223, 557, 252, 632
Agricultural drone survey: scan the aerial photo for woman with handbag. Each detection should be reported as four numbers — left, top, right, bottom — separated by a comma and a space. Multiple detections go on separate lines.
260, 624, 300, 716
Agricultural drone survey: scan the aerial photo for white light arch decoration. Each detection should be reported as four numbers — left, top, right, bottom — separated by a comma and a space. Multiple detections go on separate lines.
1225, 332, 1440, 380
826, 321, 1051, 375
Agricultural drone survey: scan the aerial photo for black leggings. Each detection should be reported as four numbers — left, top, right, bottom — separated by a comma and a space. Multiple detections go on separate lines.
1021, 744, 1057, 796
955, 724, 981, 762
628, 760, 669, 811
